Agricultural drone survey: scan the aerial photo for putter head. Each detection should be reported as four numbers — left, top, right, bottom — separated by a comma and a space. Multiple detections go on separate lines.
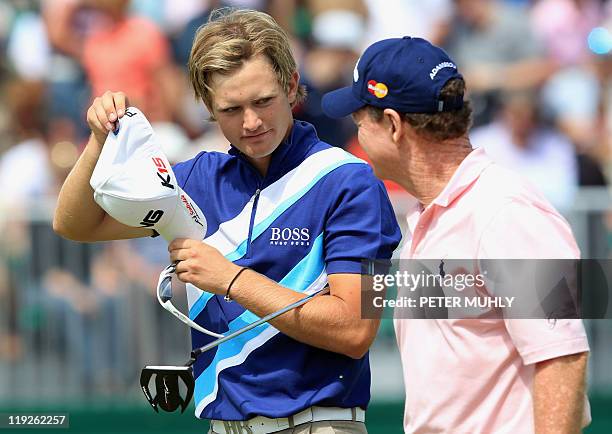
140, 366, 194, 413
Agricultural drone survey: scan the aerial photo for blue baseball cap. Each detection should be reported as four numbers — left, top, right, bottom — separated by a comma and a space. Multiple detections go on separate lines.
321, 37, 464, 118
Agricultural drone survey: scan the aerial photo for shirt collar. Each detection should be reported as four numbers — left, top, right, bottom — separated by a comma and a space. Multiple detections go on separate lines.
229, 120, 320, 183
431, 147, 493, 208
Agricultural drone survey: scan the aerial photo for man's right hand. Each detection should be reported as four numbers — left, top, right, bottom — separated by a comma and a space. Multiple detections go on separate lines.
54, 90, 152, 242
86, 91, 130, 147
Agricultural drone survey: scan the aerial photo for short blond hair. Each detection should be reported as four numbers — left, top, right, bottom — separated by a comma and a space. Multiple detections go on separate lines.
188, 8, 306, 117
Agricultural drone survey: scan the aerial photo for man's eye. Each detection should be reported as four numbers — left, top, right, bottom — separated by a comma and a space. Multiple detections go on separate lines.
256, 98, 272, 105
221, 107, 238, 113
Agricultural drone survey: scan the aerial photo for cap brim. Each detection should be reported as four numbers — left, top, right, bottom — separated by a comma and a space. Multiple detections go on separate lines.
321, 86, 365, 118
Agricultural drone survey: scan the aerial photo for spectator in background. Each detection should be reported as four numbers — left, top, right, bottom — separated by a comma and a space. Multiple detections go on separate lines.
539, 10, 612, 185
172, 1, 220, 139
0, 254, 21, 362
42, 0, 101, 143
42, 238, 188, 394
173, 0, 300, 67
80, 0, 183, 123
0, 81, 36, 360
0, 76, 87, 373
0, 79, 53, 208
0, 73, 94, 375
442, 0, 556, 126
0, 77, 80, 206
222, 0, 296, 31
130, 0, 209, 38
600, 54, 612, 181
540, 54, 610, 186
173, 1, 219, 69
43, 265, 103, 393
6, 3, 51, 82
531, 0, 602, 67
0, 1, 16, 51
296, 5, 365, 147
362, 0, 452, 48
470, 90, 579, 211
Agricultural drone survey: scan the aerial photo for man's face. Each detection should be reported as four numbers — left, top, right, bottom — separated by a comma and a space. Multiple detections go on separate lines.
352, 108, 395, 179
210, 54, 298, 173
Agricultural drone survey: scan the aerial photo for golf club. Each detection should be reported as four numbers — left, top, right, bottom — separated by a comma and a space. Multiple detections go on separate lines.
141, 274, 329, 413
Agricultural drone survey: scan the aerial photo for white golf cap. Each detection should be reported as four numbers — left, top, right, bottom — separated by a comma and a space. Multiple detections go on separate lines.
90, 107, 206, 242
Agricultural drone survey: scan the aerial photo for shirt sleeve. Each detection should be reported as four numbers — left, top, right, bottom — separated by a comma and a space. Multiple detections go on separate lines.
478, 199, 589, 365
323, 164, 401, 275
172, 151, 206, 189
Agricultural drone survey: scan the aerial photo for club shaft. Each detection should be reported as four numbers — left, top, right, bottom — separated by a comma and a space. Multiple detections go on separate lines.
191, 288, 328, 359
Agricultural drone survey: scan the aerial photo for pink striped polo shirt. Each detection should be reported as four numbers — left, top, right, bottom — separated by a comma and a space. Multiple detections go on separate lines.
394, 148, 590, 433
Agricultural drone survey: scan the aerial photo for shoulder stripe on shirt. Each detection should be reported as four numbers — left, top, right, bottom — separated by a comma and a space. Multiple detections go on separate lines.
203, 147, 364, 260
193, 233, 328, 416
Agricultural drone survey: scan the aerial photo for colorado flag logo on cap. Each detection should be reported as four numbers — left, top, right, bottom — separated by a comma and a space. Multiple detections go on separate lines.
367, 80, 388, 99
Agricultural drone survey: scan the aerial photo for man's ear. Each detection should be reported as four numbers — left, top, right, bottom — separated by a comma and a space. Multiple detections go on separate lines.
383, 108, 404, 144
287, 70, 300, 105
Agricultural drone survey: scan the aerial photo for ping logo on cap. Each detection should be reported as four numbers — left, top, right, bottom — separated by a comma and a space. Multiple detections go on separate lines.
367, 80, 388, 99
140, 209, 164, 227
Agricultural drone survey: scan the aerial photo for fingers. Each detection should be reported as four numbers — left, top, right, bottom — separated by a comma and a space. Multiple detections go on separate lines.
168, 238, 191, 252
175, 269, 192, 284
94, 96, 113, 132
168, 239, 200, 263
169, 248, 191, 263
113, 91, 128, 118
86, 104, 105, 135
174, 260, 195, 285
86, 90, 130, 143
174, 260, 190, 275
100, 91, 118, 131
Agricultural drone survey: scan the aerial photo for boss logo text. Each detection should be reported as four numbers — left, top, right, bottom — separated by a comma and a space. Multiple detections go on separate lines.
270, 227, 310, 246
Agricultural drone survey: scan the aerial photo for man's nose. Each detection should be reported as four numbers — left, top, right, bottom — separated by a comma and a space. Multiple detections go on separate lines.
243, 108, 262, 132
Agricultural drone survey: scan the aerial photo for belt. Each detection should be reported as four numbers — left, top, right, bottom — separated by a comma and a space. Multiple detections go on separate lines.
211, 406, 365, 434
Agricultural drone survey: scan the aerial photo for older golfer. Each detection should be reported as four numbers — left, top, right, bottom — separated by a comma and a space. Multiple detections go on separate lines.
322, 36, 590, 434
53, 9, 401, 434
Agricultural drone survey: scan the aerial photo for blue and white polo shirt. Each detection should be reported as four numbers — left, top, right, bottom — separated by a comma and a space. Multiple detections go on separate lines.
173, 120, 401, 421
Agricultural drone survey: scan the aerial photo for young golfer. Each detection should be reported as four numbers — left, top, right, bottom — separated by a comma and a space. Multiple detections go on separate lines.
54, 9, 401, 434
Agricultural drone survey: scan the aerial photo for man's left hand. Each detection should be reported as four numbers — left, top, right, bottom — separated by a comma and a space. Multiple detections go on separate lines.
168, 238, 242, 295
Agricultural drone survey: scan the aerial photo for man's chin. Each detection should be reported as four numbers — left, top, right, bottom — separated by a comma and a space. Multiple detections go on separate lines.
240, 141, 279, 159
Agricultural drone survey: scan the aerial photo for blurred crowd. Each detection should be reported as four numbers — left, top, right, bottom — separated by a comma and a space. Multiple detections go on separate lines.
0, 0, 611, 395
